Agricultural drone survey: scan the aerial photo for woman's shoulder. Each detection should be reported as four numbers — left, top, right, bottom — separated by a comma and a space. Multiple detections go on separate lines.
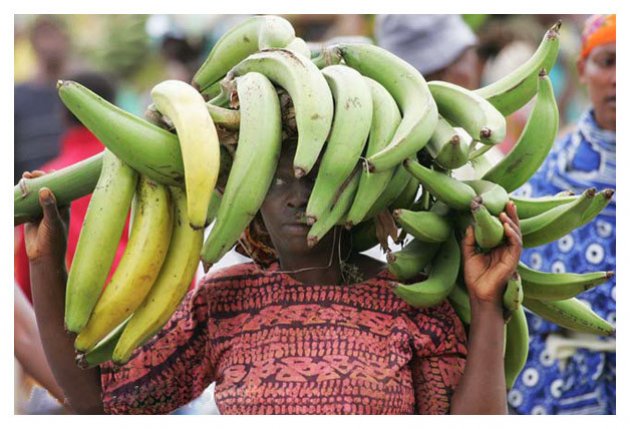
199, 261, 268, 288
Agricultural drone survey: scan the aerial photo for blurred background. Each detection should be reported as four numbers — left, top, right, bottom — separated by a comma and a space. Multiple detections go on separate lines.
13, 14, 601, 415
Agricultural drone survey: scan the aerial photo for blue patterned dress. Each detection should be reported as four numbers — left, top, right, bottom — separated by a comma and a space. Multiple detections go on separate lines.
509, 109, 616, 414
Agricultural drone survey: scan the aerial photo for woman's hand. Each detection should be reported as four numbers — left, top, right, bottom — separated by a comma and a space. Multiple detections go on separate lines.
461, 201, 522, 306
23, 171, 70, 266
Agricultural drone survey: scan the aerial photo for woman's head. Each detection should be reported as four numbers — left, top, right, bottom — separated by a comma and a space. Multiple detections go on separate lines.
577, 14, 616, 131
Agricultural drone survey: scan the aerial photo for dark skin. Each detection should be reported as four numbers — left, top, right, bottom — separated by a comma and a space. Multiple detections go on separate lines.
577, 43, 616, 131
25, 146, 522, 414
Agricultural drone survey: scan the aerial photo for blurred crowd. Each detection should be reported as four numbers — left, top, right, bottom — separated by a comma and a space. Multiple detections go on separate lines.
14, 14, 614, 415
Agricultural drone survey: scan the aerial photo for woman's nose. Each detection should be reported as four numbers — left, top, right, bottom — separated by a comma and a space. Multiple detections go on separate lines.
287, 178, 312, 209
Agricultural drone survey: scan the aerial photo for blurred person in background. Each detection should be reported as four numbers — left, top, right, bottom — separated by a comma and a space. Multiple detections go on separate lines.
14, 16, 71, 185
510, 14, 616, 415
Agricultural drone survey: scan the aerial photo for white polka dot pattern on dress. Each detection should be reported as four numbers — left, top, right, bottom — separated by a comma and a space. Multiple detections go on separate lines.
585, 243, 605, 265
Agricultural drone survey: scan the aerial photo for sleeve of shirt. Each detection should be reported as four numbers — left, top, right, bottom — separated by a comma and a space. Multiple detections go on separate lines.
99, 279, 214, 415
406, 301, 468, 415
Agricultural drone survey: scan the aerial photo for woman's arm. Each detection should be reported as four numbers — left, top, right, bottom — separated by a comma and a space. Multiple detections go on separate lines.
25, 184, 104, 414
450, 202, 522, 415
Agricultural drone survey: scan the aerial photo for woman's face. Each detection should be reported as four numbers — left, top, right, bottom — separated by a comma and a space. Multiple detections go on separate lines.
578, 42, 616, 131
259, 145, 336, 258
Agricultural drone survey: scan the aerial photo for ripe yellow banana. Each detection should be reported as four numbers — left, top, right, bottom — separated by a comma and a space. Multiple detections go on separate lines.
151, 80, 221, 230
65, 150, 138, 333
74, 176, 174, 352
113, 187, 204, 365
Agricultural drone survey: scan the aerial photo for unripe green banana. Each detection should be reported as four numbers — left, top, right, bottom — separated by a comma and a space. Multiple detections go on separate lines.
427, 115, 469, 170
206, 189, 222, 225
447, 280, 472, 325
113, 187, 204, 365
387, 239, 441, 281
75, 319, 129, 369
151, 80, 221, 230
482, 71, 559, 192
65, 151, 138, 333
390, 177, 420, 211
330, 43, 438, 172
201, 72, 282, 269
471, 197, 505, 250
518, 262, 613, 301
393, 209, 452, 243
74, 177, 174, 352
581, 189, 615, 224
521, 188, 596, 247
464, 180, 509, 216
509, 193, 579, 219
428, 80, 506, 145
523, 297, 614, 336
305, 65, 373, 222
57, 81, 184, 187
504, 306, 529, 389
350, 219, 379, 252
475, 21, 561, 116
393, 232, 460, 308
404, 159, 477, 211
226, 48, 334, 178
346, 77, 401, 227
192, 15, 295, 93
362, 163, 413, 220
285, 37, 311, 58
502, 272, 524, 319
205, 103, 240, 130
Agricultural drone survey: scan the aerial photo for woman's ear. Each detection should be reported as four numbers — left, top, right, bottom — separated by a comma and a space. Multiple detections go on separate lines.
576, 57, 587, 85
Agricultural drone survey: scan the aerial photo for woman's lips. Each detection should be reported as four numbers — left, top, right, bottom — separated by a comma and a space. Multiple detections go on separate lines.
283, 223, 310, 234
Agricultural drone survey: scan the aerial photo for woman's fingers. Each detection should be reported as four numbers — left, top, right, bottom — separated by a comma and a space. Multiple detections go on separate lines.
506, 201, 520, 227
503, 222, 523, 256
500, 212, 520, 237
461, 225, 477, 260
22, 170, 46, 179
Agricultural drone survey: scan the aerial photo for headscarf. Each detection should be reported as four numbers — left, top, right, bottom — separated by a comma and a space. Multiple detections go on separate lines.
580, 14, 616, 60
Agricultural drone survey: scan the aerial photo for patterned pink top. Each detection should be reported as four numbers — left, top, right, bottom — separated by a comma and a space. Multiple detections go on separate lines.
100, 261, 468, 414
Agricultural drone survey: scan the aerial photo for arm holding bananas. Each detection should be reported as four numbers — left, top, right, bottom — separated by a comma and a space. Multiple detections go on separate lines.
450, 201, 522, 414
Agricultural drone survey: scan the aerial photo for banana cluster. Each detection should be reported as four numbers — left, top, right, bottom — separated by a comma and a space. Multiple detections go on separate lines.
13, 17, 615, 388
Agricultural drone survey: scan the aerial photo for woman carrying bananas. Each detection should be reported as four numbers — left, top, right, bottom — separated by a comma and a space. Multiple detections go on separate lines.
25, 135, 523, 414
509, 15, 616, 415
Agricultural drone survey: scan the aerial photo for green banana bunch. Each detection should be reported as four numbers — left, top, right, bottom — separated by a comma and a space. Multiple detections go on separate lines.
519, 262, 613, 301
226, 48, 334, 178
464, 180, 509, 216
74, 176, 174, 352
362, 163, 414, 220
482, 71, 559, 192
392, 209, 452, 243
471, 198, 505, 250
305, 65, 372, 222
285, 37, 311, 58
581, 189, 615, 224
201, 72, 282, 269
65, 150, 138, 333
393, 232, 460, 308
387, 239, 441, 281
447, 280, 472, 326
151, 80, 221, 230
404, 159, 477, 211
113, 187, 204, 365
57, 81, 184, 186
192, 15, 296, 92
331, 43, 438, 172
428, 80, 506, 145
504, 306, 529, 389
521, 188, 596, 247
523, 297, 614, 336
345, 77, 401, 227
475, 21, 561, 116
509, 193, 579, 219
502, 272, 524, 319
427, 115, 469, 170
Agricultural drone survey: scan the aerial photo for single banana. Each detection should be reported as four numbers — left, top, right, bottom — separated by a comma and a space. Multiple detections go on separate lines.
350, 219, 380, 252
504, 306, 529, 389
201, 73, 282, 269
387, 239, 441, 281
521, 188, 596, 248
74, 177, 174, 352
362, 163, 414, 220
428, 80, 506, 146
509, 193, 579, 219
330, 43, 438, 172
305, 65, 373, 222
345, 77, 401, 227
206, 103, 240, 131
471, 197, 505, 250
206, 189, 223, 225
57, 81, 184, 186
518, 262, 613, 301
65, 151, 138, 333
393, 209, 452, 243
502, 272, 524, 319
447, 280, 472, 326
307, 167, 361, 248
463, 180, 509, 216
427, 115, 469, 170
393, 232, 460, 308
523, 297, 614, 336
225, 48, 334, 178
75, 319, 129, 369
482, 71, 559, 192
192, 15, 295, 93
113, 187, 204, 365
151, 80, 221, 230
285, 37, 311, 58
475, 21, 561, 116
403, 159, 477, 211
581, 189, 615, 224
